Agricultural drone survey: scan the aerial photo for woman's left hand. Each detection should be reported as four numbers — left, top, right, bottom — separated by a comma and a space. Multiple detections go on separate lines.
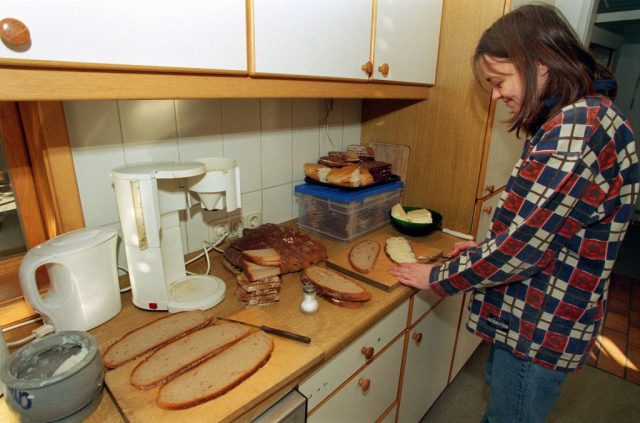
389, 263, 435, 290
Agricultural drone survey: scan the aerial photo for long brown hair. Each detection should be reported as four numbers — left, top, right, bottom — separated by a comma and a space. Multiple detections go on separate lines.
473, 4, 616, 137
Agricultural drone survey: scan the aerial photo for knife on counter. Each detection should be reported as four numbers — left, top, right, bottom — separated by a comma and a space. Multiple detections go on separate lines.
216, 317, 311, 344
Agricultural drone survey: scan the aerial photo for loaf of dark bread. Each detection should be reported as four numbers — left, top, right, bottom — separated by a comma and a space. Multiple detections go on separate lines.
224, 224, 327, 274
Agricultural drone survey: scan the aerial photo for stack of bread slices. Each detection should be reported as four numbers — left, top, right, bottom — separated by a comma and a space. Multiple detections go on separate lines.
301, 265, 371, 308
236, 248, 282, 307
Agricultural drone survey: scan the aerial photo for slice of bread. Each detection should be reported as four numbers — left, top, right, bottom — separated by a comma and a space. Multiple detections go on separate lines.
385, 236, 417, 264
241, 248, 281, 266
156, 331, 274, 409
103, 311, 212, 369
302, 265, 371, 302
130, 322, 253, 389
241, 260, 282, 282
317, 292, 364, 309
348, 240, 380, 274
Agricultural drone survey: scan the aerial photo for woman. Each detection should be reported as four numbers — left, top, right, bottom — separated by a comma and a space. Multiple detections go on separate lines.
390, 4, 639, 422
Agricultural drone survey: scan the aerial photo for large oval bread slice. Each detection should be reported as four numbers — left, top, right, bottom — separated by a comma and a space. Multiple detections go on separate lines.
385, 236, 417, 264
103, 310, 212, 369
157, 331, 274, 410
302, 265, 371, 302
130, 322, 253, 389
348, 240, 380, 274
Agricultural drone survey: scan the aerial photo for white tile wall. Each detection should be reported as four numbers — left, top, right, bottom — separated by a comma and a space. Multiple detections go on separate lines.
64, 98, 362, 258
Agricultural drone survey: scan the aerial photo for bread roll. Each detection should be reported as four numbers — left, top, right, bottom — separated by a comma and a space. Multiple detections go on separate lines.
326, 165, 360, 186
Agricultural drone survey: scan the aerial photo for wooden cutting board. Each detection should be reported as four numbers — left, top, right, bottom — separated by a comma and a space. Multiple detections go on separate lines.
326, 231, 442, 292
104, 307, 323, 423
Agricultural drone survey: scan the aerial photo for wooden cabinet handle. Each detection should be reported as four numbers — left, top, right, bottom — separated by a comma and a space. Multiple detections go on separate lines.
412, 332, 423, 344
484, 184, 495, 194
358, 378, 371, 392
483, 206, 493, 214
0, 18, 30, 48
361, 346, 374, 360
378, 63, 390, 76
361, 61, 373, 77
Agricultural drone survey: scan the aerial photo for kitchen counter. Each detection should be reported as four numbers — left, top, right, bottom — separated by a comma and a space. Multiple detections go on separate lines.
0, 222, 459, 422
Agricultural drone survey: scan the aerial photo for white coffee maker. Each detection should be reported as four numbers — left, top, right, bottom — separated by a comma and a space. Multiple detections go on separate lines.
112, 158, 241, 312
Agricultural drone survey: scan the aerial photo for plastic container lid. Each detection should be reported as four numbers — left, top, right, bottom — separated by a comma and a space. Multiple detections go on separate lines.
294, 180, 404, 204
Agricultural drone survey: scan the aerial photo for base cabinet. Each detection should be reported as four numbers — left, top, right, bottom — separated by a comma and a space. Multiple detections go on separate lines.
398, 295, 462, 422
307, 336, 404, 423
449, 293, 483, 382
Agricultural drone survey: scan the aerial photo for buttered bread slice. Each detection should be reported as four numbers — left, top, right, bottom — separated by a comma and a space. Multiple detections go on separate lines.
130, 322, 253, 389
157, 331, 274, 409
385, 236, 418, 264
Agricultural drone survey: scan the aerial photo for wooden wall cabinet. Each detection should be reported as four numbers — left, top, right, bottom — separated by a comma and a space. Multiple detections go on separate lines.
252, 0, 443, 85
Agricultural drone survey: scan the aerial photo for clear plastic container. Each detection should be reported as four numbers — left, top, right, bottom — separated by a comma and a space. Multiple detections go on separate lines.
294, 180, 403, 242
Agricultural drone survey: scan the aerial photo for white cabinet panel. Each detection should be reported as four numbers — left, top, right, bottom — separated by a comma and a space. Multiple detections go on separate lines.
308, 336, 404, 423
475, 190, 503, 243
482, 102, 524, 196
253, 0, 372, 80
398, 295, 462, 423
411, 288, 443, 324
373, 0, 443, 84
299, 299, 409, 411
449, 293, 482, 382
0, 0, 247, 71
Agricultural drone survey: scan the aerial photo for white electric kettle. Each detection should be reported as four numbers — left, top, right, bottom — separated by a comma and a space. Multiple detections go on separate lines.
19, 228, 122, 332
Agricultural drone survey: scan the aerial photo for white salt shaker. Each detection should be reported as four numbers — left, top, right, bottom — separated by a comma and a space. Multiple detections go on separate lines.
300, 283, 319, 314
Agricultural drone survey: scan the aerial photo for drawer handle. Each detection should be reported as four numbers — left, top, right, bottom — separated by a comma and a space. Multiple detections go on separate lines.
361, 61, 373, 77
358, 378, 371, 392
0, 18, 30, 48
483, 206, 493, 214
484, 184, 495, 194
378, 63, 390, 76
361, 346, 374, 360
412, 332, 423, 344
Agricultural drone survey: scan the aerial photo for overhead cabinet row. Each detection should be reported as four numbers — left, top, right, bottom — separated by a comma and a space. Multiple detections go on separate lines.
0, 0, 443, 85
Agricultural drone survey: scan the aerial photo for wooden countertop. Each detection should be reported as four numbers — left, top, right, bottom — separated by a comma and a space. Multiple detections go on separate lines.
1, 222, 458, 422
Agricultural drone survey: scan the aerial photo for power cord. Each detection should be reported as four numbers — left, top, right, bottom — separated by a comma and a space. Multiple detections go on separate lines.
185, 230, 229, 276
5, 322, 55, 348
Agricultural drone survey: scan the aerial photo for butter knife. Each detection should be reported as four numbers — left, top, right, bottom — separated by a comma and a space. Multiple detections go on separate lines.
216, 317, 311, 344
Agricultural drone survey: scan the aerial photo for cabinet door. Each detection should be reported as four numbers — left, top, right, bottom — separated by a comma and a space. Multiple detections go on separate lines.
398, 295, 462, 422
373, 0, 443, 84
474, 189, 503, 243
299, 300, 409, 411
481, 102, 524, 197
449, 293, 482, 382
308, 336, 404, 423
0, 0, 247, 72
253, 0, 372, 79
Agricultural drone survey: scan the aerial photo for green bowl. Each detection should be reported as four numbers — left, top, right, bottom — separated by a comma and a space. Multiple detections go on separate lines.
389, 207, 443, 237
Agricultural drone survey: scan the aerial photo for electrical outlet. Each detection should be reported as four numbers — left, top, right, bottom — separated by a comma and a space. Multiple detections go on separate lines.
228, 218, 244, 239
209, 221, 230, 245
242, 212, 262, 229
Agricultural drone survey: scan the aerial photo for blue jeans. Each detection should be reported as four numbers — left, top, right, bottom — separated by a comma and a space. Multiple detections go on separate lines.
481, 344, 567, 423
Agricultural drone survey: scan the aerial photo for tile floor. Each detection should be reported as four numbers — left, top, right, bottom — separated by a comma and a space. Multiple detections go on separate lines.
588, 274, 640, 385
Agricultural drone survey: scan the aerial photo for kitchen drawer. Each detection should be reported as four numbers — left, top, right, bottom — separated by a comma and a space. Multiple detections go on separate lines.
307, 335, 404, 422
299, 299, 408, 411
411, 289, 444, 324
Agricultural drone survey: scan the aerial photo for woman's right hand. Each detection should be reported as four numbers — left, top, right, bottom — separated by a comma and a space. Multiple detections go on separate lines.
449, 240, 478, 258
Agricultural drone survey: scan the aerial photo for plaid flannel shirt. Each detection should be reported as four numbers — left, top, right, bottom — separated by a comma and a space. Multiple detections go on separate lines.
429, 95, 640, 371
